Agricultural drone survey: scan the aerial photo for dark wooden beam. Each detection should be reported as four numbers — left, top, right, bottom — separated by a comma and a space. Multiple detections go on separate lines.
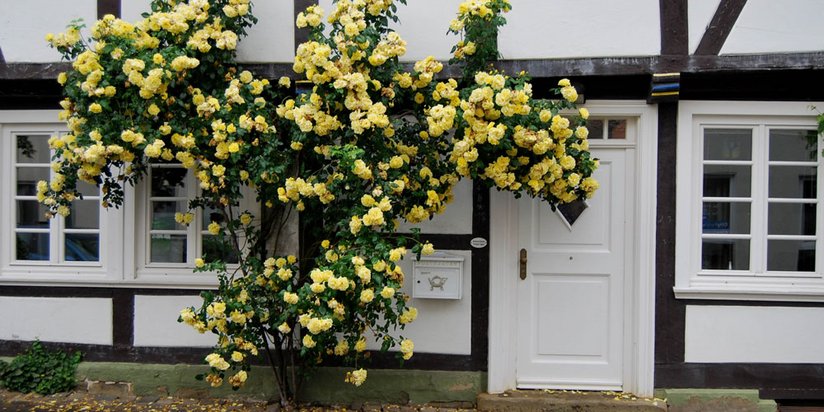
0, 47, 5, 64
659, 0, 689, 57
294, 0, 316, 53
695, 0, 748, 55
97, 0, 121, 19
3, 52, 824, 81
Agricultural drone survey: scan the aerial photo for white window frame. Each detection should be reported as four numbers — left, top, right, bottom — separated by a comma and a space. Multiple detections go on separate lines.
130, 165, 255, 286
1, 110, 258, 288
0, 111, 122, 284
675, 101, 824, 302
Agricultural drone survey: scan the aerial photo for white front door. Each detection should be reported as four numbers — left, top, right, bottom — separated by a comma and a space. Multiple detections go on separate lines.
516, 147, 635, 390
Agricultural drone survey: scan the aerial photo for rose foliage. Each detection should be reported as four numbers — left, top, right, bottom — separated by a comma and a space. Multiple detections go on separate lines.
42, 0, 598, 403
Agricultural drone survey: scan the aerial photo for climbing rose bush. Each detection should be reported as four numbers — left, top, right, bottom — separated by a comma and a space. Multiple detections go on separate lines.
42, 0, 598, 403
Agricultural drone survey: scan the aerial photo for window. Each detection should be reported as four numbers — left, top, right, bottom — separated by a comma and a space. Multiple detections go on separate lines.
675, 102, 824, 301
1, 111, 253, 287
135, 164, 244, 283
1, 113, 119, 282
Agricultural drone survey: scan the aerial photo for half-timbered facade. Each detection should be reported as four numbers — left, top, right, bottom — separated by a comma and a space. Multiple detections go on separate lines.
2, 0, 824, 405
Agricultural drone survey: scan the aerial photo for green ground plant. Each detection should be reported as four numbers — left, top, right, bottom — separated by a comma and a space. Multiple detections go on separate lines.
0, 341, 83, 395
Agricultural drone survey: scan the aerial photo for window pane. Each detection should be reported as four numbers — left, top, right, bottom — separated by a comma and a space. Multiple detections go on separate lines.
16, 200, 49, 228
151, 167, 188, 197
151, 201, 187, 230
202, 234, 239, 264
202, 206, 225, 228
703, 165, 751, 197
16, 167, 49, 196
150, 234, 187, 263
16, 135, 51, 163
702, 202, 750, 234
77, 181, 99, 198
702, 239, 750, 270
704, 128, 752, 161
607, 120, 626, 139
769, 203, 816, 236
769, 166, 816, 198
66, 200, 99, 229
65, 234, 99, 262
587, 119, 604, 139
16, 233, 49, 261
770, 129, 818, 162
768, 240, 815, 272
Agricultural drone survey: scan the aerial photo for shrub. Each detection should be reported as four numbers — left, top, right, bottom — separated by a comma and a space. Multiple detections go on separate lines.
0, 341, 83, 395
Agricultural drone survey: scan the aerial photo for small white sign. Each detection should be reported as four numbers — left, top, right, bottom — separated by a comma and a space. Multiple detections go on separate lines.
470, 237, 488, 249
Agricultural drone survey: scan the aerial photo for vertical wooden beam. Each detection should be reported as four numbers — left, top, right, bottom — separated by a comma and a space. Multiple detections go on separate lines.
694, 0, 748, 55
97, 0, 121, 19
659, 0, 689, 57
294, 0, 316, 53
654, 102, 686, 367
111, 289, 134, 348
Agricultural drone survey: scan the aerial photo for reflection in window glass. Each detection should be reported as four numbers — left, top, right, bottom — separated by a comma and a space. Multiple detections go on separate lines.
15, 168, 49, 196
151, 167, 188, 197
151, 234, 188, 263
704, 128, 752, 161
587, 119, 605, 139
66, 201, 100, 229
65, 234, 100, 261
16, 233, 49, 261
16, 135, 51, 164
702, 239, 750, 270
16, 200, 49, 228
768, 240, 815, 272
770, 129, 818, 162
608, 120, 626, 139
702, 202, 750, 234
769, 166, 816, 198
151, 201, 188, 230
703, 166, 752, 197
768, 203, 815, 236
202, 234, 239, 264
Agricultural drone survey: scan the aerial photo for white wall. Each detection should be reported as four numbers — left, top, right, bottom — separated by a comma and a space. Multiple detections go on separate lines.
121, 0, 295, 63
722, 0, 824, 55
498, 0, 661, 59
0, 296, 112, 345
133, 295, 216, 347
0, 0, 96, 63
685, 305, 824, 363
398, 178, 473, 235
366, 249, 473, 355
688, 0, 721, 54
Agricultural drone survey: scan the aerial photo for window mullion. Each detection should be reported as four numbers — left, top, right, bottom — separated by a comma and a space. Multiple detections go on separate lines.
188, 170, 198, 265
752, 125, 768, 275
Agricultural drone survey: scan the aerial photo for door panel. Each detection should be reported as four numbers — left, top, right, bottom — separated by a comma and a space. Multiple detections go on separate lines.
516, 148, 631, 390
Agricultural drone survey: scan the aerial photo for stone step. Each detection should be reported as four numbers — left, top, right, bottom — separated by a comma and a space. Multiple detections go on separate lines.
477, 390, 668, 412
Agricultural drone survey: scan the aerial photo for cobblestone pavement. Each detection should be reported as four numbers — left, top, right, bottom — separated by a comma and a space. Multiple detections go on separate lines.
0, 389, 476, 412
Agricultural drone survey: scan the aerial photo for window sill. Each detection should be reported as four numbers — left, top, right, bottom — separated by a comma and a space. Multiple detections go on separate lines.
674, 279, 824, 302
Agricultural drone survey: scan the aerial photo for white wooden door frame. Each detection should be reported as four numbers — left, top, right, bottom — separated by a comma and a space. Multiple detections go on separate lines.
487, 101, 658, 397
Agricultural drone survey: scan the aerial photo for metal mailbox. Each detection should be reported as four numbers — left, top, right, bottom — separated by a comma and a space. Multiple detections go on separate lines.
412, 252, 464, 299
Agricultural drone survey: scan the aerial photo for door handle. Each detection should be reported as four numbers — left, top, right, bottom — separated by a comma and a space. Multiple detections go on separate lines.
519, 249, 527, 280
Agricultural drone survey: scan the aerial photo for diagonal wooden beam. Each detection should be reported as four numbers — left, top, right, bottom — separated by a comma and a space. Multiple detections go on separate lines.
0, 47, 5, 64
694, 0, 748, 56
97, 0, 121, 18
